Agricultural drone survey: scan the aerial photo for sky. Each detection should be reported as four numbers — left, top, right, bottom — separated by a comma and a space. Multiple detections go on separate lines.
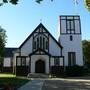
0, 0, 90, 47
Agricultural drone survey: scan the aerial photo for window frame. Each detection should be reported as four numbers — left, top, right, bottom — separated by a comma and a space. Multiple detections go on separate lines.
70, 35, 73, 41
68, 52, 76, 66
16, 57, 21, 66
22, 57, 26, 66
66, 19, 75, 34
54, 57, 60, 66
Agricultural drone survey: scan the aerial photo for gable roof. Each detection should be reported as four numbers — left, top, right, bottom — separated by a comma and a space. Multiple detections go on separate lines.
4, 48, 17, 57
19, 23, 63, 49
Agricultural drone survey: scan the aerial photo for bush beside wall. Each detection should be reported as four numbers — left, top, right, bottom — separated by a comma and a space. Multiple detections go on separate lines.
3, 67, 13, 73
50, 65, 84, 77
16, 66, 29, 76
65, 65, 84, 77
50, 66, 64, 77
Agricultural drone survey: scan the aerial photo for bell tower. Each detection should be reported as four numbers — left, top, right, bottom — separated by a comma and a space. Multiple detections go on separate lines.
59, 15, 83, 66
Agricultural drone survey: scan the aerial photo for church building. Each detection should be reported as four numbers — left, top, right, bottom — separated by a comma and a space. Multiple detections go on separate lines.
3, 15, 83, 75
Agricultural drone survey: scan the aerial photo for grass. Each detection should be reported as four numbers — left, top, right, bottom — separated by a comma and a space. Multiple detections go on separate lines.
0, 73, 16, 78
0, 73, 29, 88
0, 78, 29, 87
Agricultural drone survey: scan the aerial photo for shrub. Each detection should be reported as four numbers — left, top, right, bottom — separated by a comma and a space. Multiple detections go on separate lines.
50, 66, 64, 77
65, 65, 84, 77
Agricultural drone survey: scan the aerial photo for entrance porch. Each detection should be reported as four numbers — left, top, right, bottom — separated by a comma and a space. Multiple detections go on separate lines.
15, 55, 64, 76
35, 60, 45, 73
30, 55, 50, 74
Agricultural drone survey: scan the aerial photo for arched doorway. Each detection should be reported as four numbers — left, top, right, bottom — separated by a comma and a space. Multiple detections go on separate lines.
35, 60, 45, 73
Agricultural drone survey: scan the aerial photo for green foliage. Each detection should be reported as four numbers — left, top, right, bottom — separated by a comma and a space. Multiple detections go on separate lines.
0, 77, 29, 88
10, 0, 19, 5
82, 40, 90, 66
50, 66, 64, 77
0, 0, 53, 5
65, 65, 84, 77
0, 26, 7, 65
3, 0, 8, 3
36, 0, 53, 4
0, 0, 90, 13
0, 27, 6, 56
0, 0, 19, 6
36, 0, 43, 4
85, 0, 90, 12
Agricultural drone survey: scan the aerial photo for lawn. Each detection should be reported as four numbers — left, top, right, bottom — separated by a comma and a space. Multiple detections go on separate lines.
0, 73, 16, 78
0, 73, 29, 89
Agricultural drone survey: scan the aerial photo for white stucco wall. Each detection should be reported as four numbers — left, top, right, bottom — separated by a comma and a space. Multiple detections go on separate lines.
4, 58, 11, 67
50, 57, 54, 66
49, 37, 61, 56
26, 57, 29, 66
21, 37, 33, 56
75, 20, 80, 33
50, 57, 64, 66
31, 55, 49, 74
13, 52, 20, 66
60, 57, 64, 66
59, 16, 83, 66
60, 20, 66, 33
60, 35, 83, 66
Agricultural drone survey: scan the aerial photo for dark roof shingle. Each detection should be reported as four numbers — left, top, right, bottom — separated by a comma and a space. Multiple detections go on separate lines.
4, 48, 17, 57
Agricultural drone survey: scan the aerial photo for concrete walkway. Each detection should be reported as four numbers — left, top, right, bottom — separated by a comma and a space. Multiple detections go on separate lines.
18, 77, 90, 90
18, 79, 45, 90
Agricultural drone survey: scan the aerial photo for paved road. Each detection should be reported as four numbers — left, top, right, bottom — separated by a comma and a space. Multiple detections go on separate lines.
42, 79, 90, 90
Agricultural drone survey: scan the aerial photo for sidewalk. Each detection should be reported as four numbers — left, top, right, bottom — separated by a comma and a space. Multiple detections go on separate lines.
18, 77, 90, 90
18, 79, 45, 90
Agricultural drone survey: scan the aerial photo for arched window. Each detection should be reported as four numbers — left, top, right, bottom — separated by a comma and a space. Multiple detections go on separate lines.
33, 35, 48, 51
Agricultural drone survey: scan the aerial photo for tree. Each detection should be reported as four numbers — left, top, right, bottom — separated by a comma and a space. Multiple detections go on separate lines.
0, 26, 7, 71
0, 0, 19, 6
0, 0, 90, 12
0, 0, 52, 5
82, 40, 90, 67
85, 0, 90, 11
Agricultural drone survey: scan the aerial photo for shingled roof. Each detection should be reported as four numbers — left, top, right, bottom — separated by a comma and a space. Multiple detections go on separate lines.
4, 48, 17, 57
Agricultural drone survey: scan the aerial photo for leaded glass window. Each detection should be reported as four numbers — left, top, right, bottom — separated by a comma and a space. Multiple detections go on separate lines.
54, 57, 60, 66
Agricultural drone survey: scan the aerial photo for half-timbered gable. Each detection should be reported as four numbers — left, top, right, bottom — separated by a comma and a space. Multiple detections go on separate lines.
19, 23, 62, 57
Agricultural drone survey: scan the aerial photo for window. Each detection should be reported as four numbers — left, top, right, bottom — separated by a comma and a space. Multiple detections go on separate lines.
67, 19, 74, 33
46, 41, 48, 50
33, 41, 36, 49
17, 57, 21, 66
43, 37, 45, 49
39, 27, 43, 32
22, 57, 26, 66
68, 52, 76, 66
40, 36, 42, 49
34, 35, 48, 51
70, 35, 73, 41
37, 37, 39, 49
54, 57, 60, 66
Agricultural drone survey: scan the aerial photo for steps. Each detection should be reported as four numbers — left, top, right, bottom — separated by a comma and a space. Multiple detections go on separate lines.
27, 73, 49, 78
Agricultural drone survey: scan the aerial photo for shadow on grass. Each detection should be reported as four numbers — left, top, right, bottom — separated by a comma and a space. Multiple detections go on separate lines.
0, 77, 29, 89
